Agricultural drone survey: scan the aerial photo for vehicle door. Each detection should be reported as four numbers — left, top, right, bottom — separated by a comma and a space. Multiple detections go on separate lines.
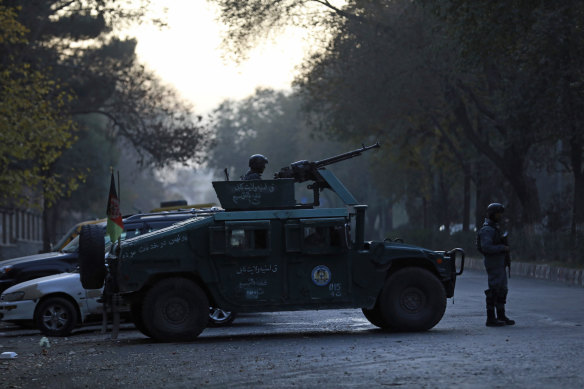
283, 218, 351, 305
208, 220, 281, 307
82, 286, 104, 319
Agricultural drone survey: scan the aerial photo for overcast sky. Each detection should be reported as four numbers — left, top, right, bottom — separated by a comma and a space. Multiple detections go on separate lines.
130, 0, 310, 113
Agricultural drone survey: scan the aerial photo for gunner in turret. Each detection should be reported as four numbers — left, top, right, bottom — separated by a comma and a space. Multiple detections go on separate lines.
241, 154, 268, 180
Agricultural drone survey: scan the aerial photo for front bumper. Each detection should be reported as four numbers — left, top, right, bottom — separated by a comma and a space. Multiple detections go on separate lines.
446, 248, 465, 276
0, 300, 37, 321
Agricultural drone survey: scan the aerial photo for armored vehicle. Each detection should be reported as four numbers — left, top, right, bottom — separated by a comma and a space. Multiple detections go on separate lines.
79, 143, 464, 341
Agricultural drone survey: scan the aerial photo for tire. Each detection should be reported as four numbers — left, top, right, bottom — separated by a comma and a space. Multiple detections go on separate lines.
35, 297, 79, 337
208, 307, 236, 327
379, 267, 446, 332
79, 224, 106, 289
362, 303, 391, 329
141, 278, 209, 341
131, 302, 151, 337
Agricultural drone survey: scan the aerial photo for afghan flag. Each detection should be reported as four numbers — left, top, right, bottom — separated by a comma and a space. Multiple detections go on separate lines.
106, 172, 124, 243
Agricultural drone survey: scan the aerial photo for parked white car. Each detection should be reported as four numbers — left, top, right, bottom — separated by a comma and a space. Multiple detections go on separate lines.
0, 271, 103, 336
0, 270, 236, 336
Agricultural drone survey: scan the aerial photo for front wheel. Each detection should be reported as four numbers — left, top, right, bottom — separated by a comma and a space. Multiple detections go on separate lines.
362, 302, 391, 329
141, 278, 209, 341
35, 297, 79, 337
379, 267, 446, 331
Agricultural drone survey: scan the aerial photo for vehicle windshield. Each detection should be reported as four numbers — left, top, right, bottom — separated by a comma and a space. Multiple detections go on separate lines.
62, 236, 80, 253
61, 234, 114, 253
53, 224, 80, 252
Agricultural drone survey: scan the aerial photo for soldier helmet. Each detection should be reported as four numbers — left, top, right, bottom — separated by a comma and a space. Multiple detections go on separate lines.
249, 154, 268, 171
486, 203, 505, 219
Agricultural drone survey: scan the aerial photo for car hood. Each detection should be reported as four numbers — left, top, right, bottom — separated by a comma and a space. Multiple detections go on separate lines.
0, 252, 73, 267
1, 272, 85, 296
366, 240, 441, 265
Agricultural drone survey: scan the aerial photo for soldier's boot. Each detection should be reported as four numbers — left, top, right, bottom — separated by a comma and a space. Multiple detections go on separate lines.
495, 288, 514, 325
496, 306, 515, 325
485, 289, 505, 327
486, 307, 505, 327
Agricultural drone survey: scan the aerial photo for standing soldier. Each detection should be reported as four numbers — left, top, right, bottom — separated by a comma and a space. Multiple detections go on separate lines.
241, 154, 268, 180
477, 203, 515, 327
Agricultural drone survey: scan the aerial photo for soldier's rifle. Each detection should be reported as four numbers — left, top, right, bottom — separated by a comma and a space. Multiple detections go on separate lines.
501, 232, 511, 278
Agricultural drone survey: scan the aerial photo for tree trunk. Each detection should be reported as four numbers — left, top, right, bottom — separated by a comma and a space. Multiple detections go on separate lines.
570, 136, 584, 235
423, 197, 429, 230
42, 198, 52, 252
473, 161, 489, 230
463, 166, 471, 232
447, 83, 541, 226
503, 147, 542, 225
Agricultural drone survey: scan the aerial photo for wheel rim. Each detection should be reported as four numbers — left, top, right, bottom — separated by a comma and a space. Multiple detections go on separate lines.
163, 297, 190, 324
399, 287, 426, 313
41, 304, 70, 330
209, 307, 232, 323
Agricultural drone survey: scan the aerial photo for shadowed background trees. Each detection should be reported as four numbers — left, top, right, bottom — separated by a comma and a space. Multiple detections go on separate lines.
208, 0, 584, 263
1, 0, 209, 250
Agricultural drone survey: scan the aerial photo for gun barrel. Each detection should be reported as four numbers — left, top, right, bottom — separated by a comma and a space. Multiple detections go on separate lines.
314, 142, 380, 167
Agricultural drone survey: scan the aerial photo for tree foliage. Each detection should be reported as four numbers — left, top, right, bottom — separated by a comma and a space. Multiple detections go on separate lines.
2, 1, 213, 250
0, 3, 79, 208
6, 0, 209, 168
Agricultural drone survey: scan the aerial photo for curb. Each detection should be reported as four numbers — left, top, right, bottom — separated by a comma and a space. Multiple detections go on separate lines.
464, 257, 584, 288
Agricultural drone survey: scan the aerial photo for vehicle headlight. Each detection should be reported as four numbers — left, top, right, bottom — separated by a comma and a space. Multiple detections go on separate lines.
1, 291, 25, 302
0, 265, 13, 275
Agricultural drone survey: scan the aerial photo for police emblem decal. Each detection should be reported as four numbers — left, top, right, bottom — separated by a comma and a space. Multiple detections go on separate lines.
311, 265, 332, 286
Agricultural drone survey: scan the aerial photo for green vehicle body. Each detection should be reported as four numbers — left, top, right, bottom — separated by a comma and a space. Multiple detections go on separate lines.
90, 146, 464, 341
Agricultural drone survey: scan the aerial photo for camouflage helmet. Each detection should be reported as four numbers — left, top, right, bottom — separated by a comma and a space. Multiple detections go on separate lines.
486, 203, 505, 219
249, 154, 268, 171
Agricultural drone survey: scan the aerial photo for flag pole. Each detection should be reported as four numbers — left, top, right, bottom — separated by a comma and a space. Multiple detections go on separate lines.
117, 170, 120, 204
117, 170, 122, 245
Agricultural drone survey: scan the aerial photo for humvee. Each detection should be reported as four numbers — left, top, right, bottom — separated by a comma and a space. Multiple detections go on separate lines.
79, 143, 464, 341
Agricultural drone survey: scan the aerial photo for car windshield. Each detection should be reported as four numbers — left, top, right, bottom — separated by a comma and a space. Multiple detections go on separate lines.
62, 236, 80, 253
58, 216, 197, 254
61, 234, 114, 253
53, 224, 80, 252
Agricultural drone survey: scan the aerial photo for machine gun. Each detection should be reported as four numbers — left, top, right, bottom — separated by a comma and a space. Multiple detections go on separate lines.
275, 142, 380, 206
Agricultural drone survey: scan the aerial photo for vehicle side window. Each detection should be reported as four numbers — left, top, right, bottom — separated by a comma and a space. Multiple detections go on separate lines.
285, 218, 348, 254
123, 229, 142, 240
210, 220, 271, 257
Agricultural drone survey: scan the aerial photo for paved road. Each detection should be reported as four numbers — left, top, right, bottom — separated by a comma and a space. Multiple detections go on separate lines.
1, 270, 583, 388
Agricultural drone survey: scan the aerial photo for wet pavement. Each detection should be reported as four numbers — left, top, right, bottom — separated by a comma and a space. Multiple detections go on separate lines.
1, 270, 583, 388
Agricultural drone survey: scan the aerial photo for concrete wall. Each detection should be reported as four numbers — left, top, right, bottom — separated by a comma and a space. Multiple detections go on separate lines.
465, 257, 584, 288
0, 241, 44, 261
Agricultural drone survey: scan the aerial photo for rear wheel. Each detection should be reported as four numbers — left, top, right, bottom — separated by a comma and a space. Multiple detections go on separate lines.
141, 278, 208, 341
35, 297, 79, 337
379, 267, 446, 331
79, 225, 106, 289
